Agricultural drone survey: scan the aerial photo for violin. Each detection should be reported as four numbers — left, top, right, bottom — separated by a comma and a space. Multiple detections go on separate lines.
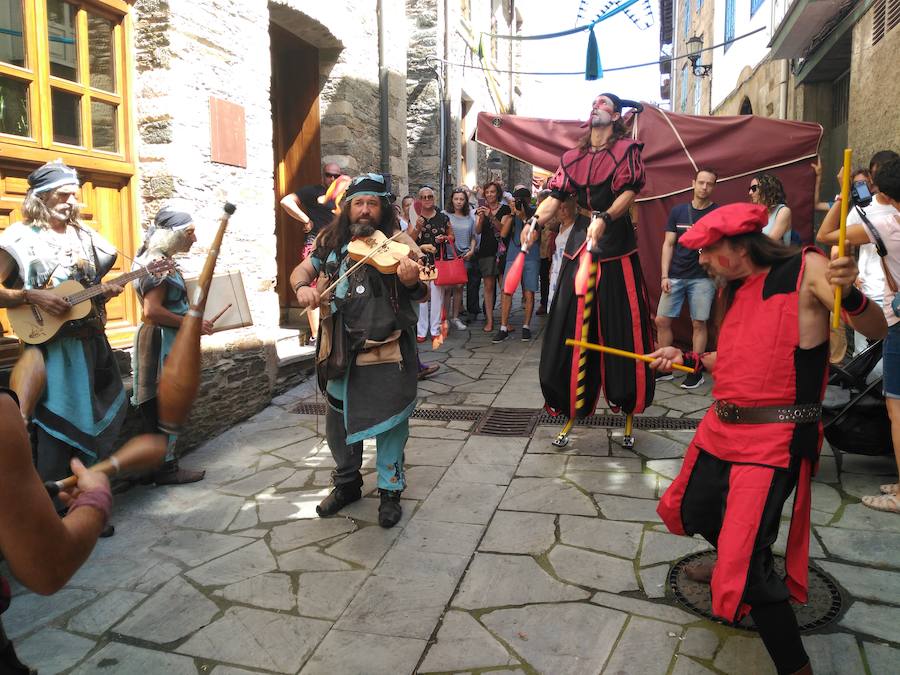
346, 230, 437, 281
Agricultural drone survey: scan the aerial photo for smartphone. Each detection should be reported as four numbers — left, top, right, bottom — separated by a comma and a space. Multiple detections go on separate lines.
477, 198, 487, 208
851, 180, 873, 208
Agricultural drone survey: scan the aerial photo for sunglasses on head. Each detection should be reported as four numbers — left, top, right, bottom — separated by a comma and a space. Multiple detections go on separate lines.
325, 172, 341, 178
748, 184, 759, 193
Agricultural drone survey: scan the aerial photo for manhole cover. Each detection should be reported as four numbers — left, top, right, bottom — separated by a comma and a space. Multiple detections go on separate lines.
668, 551, 842, 632
293, 402, 484, 423
475, 408, 540, 436
536, 412, 700, 431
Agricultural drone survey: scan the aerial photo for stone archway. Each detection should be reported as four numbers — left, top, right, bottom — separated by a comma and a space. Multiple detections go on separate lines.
739, 96, 753, 115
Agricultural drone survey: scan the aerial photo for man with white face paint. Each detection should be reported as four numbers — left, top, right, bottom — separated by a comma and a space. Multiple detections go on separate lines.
531, 93, 655, 445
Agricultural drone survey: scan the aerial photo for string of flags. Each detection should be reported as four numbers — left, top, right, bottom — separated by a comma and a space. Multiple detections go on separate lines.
476, 0, 654, 80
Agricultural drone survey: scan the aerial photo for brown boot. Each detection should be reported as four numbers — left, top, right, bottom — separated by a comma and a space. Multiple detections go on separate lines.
684, 560, 715, 583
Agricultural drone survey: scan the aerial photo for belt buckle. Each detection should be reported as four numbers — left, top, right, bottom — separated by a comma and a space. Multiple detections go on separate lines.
715, 400, 740, 422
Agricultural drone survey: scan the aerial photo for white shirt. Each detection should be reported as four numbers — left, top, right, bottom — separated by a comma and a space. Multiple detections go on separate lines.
865, 210, 900, 326
548, 222, 574, 310
849, 198, 898, 304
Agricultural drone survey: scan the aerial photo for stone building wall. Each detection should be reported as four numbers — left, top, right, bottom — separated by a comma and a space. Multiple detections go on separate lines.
406, 0, 443, 191
848, 7, 900, 166
711, 59, 797, 119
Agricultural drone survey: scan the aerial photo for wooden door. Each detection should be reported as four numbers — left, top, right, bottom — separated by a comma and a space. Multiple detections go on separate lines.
270, 23, 322, 312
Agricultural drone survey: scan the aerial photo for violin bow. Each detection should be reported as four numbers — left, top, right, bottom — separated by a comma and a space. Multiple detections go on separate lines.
297, 229, 408, 319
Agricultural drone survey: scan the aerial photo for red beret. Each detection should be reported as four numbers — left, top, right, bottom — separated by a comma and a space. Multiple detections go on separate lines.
679, 203, 769, 249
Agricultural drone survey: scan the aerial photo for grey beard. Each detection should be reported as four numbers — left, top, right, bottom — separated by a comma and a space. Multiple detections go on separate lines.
350, 221, 376, 237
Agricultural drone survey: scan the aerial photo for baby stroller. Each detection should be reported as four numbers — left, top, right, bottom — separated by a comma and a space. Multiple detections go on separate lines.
822, 339, 893, 473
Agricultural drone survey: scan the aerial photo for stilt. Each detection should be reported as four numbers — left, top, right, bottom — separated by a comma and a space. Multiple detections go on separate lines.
552, 417, 575, 448
622, 413, 635, 449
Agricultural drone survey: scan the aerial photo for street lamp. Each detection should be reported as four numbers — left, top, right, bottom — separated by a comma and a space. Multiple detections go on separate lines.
686, 34, 712, 78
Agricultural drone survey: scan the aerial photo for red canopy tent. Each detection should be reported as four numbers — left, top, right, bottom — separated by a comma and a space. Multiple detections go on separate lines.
476, 105, 823, 336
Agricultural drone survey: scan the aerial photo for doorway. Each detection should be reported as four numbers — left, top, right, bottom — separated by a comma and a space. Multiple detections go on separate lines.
270, 23, 322, 323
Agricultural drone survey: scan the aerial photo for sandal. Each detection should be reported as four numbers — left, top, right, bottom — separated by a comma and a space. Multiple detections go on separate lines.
879, 483, 900, 495
861, 493, 900, 514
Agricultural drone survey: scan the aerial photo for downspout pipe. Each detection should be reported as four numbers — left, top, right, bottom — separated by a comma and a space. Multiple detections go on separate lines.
377, 0, 391, 186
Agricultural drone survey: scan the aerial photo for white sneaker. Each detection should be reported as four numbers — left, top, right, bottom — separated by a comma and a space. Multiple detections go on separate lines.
451, 318, 467, 330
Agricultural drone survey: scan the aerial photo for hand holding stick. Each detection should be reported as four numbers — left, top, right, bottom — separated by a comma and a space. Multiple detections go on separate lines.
565, 339, 697, 373
833, 148, 853, 328
44, 433, 167, 497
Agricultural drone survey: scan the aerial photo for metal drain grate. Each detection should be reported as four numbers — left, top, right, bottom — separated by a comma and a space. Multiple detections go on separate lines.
475, 408, 540, 436
668, 551, 842, 633
293, 402, 484, 423
536, 412, 700, 431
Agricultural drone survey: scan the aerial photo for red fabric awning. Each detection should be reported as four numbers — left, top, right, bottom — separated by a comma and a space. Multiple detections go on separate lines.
476, 105, 823, 346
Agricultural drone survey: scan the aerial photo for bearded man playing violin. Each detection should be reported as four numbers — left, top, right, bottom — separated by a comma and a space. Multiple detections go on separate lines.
290, 173, 427, 528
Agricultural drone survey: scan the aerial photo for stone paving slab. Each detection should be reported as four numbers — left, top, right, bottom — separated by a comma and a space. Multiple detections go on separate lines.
499, 477, 598, 515
178, 606, 331, 672
480, 511, 556, 554
418, 610, 518, 673
300, 630, 427, 675
114, 576, 219, 644
603, 616, 682, 675
14, 628, 95, 675
71, 642, 198, 674
453, 553, 590, 609
480, 602, 627, 674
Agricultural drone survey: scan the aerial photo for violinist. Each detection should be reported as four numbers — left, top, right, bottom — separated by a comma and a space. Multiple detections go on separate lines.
289, 173, 426, 529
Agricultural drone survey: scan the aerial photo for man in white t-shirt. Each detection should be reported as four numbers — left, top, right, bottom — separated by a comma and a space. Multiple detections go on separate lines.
818, 155, 900, 515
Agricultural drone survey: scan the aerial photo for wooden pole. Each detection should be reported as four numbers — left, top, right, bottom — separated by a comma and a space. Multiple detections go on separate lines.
565, 338, 697, 374
833, 148, 853, 329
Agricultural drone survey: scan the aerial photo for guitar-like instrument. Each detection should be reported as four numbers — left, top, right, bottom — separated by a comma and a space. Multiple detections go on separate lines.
7, 258, 174, 345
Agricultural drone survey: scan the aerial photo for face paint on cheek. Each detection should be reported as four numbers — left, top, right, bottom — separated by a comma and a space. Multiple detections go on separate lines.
716, 255, 732, 269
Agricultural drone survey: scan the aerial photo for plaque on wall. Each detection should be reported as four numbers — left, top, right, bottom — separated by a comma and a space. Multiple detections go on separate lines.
210, 97, 247, 168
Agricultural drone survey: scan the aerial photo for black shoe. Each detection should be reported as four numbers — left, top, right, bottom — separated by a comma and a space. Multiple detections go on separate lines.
316, 480, 363, 517
655, 372, 674, 382
492, 328, 509, 343
681, 371, 705, 389
521, 327, 531, 341
378, 489, 403, 528
151, 461, 205, 485
100, 524, 115, 538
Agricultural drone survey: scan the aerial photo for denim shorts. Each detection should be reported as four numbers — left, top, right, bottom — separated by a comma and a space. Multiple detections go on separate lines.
657, 277, 716, 321
504, 250, 540, 292
882, 321, 900, 399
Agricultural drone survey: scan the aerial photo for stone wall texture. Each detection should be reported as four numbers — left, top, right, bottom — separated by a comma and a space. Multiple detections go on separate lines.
849, 8, 900, 166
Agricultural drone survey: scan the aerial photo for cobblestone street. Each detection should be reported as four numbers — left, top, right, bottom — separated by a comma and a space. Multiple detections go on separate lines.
4, 308, 899, 674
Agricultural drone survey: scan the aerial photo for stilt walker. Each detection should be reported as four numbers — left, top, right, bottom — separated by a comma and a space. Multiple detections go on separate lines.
535, 93, 655, 448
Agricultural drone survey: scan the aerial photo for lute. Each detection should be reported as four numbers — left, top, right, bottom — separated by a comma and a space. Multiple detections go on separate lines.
7, 258, 174, 345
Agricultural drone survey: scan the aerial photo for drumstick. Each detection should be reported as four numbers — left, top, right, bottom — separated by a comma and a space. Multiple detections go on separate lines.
44, 433, 167, 497
833, 148, 853, 328
565, 339, 697, 373
210, 303, 232, 325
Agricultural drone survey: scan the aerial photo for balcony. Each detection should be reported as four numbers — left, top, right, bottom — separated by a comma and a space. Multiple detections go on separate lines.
768, 0, 857, 59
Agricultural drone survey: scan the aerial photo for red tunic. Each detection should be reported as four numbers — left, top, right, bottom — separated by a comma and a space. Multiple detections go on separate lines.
658, 248, 828, 622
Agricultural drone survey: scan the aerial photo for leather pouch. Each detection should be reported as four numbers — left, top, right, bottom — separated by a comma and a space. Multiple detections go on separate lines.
356, 330, 402, 366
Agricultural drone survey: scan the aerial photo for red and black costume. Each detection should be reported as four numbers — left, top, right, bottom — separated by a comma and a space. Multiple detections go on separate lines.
658, 248, 827, 672
539, 137, 655, 418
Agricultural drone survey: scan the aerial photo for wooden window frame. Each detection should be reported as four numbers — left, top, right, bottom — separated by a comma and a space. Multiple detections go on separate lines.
1, 0, 132, 163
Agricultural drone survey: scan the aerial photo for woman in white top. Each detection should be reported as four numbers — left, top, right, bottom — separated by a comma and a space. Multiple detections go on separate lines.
750, 174, 792, 245
817, 157, 900, 514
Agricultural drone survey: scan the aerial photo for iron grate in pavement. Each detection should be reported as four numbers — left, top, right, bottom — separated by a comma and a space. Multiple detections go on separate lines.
292, 402, 484, 422
475, 408, 540, 436
536, 412, 700, 431
669, 551, 842, 633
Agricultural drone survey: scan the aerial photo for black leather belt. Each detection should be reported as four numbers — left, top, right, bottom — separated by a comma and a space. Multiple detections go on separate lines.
714, 400, 821, 425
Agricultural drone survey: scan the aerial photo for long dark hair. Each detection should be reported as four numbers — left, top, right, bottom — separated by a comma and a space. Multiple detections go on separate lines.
715, 232, 800, 323
315, 197, 397, 255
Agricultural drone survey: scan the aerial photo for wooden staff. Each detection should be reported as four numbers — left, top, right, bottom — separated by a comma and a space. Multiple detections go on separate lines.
565, 339, 697, 373
210, 303, 232, 325
157, 202, 236, 435
297, 229, 407, 320
10, 346, 46, 421
44, 434, 167, 497
833, 148, 853, 328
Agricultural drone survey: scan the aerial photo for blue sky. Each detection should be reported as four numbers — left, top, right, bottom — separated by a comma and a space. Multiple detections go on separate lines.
515, 0, 663, 120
